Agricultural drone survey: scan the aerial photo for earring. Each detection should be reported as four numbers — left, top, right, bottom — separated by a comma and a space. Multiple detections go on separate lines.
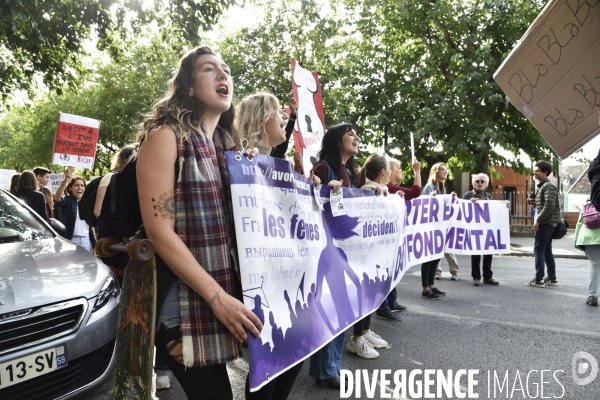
189, 88, 193, 97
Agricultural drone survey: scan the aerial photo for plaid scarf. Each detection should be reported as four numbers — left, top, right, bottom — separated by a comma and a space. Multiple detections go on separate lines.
172, 124, 242, 367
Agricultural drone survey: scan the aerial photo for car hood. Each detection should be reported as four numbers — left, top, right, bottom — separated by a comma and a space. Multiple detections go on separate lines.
0, 237, 109, 313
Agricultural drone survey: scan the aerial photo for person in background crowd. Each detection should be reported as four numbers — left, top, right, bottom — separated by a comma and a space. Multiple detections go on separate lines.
10, 173, 20, 194
462, 173, 501, 286
574, 102, 600, 306
94, 144, 137, 220
14, 170, 49, 222
54, 170, 95, 251
376, 158, 422, 318
344, 154, 399, 359
309, 122, 359, 389
33, 166, 54, 219
136, 46, 267, 400
422, 162, 460, 280
527, 160, 560, 288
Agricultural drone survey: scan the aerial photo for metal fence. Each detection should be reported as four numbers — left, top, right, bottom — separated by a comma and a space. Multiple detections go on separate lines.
492, 190, 534, 225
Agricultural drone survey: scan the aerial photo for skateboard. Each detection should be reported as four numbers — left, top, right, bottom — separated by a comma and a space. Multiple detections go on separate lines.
96, 238, 156, 400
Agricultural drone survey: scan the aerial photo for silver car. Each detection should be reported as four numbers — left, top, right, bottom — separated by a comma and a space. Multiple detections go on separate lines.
0, 190, 119, 399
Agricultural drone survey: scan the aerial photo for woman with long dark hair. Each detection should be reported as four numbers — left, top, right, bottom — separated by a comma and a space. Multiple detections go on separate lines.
54, 172, 95, 250
14, 170, 48, 222
308, 123, 359, 389
137, 46, 307, 400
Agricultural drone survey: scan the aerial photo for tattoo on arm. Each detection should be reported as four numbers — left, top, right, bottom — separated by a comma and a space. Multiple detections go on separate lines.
151, 191, 176, 219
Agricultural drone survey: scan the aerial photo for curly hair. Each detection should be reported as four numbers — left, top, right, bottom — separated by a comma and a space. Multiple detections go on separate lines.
139, 46, 239, 148
235, 92, 280, 149
110, 144, 137, 172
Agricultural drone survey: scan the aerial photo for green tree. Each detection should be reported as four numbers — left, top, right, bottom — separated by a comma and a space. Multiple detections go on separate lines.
218, 0, 353, 126
343, 0, 553, 175
0, 0, 236, 100
0, 38, 183, 175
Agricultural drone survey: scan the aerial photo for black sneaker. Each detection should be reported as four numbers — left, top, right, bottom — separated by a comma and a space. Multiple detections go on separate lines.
422, 290, 440, 299
543, 277, 558, 286
483, 278, 500, 285
376, 310, 402, 320
431, 287, 446, 296
587, 296, 598, 306
392, 304, 407, 312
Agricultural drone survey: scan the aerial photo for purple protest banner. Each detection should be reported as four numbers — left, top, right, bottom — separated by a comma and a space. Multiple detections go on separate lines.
226, 153, 510, 391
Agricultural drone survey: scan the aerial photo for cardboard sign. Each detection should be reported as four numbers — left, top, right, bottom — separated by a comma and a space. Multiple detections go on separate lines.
493, 0, 600, 159
48, 173, 66, 194
291, 60, 326, 175
0, 169, 17, 190
52, 112, 100, 169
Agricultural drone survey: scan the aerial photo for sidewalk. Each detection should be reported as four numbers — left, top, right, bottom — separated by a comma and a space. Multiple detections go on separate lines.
510, 230, 587, 259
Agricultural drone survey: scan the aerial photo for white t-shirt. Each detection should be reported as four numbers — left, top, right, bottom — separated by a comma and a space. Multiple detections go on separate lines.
99, 173, 114, 188
73, 206, 89, 237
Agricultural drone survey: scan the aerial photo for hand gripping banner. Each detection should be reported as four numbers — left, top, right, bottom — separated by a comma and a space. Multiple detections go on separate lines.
226, 153, 510, 391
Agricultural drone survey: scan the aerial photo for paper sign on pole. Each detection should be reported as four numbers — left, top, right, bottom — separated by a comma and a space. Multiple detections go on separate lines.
493, 0, 600, 159
291, 60, 326, 175
52, 112, 100, 169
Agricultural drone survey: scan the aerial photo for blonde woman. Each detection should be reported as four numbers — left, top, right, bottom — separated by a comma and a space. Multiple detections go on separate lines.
462, 173, 500, 286
423, 162, 460, 280
235, 92, 286, 155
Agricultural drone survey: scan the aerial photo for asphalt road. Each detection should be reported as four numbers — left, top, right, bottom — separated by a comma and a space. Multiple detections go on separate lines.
82, 254, 600, 400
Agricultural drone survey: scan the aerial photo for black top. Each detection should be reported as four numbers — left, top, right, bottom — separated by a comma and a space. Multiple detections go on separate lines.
14, 189, 49, 222
270, 115, 296, 159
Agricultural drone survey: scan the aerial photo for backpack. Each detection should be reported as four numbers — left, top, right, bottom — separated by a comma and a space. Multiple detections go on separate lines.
97, 157, 179, 270
583, 202, 600, 229
78, 176, 103, 227
97, 158, 143, 270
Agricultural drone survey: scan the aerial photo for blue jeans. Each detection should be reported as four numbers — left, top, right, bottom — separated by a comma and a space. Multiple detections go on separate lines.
585, 245, 600, 297
377, 288, 398, 314
308, 334, 345, 380
71, 235, 91, 252
534, 223, 556, 281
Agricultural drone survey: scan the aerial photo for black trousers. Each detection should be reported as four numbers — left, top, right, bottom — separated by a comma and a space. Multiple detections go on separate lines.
155, 324, 302, 400
421, 259, 440, 287
352, 315, 372, 336
471, 255, 493, 280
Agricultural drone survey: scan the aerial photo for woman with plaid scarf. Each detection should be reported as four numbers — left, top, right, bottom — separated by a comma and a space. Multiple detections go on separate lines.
137, 46, 263, 399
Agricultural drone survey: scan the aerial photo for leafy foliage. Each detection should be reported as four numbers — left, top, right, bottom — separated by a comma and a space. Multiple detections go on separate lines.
343, 0, 554, 174
0, 0, 236, 100
0, 38, 182, 176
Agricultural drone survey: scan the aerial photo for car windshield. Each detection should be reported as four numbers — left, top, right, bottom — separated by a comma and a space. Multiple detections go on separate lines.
0, 190, 54, 243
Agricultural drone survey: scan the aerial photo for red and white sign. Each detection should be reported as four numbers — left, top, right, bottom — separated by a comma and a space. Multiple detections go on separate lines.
292, 60, 325, 175
52, 113, 100, 169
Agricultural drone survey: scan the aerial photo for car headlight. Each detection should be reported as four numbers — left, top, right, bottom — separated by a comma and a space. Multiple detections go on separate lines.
93, 274, 120, 312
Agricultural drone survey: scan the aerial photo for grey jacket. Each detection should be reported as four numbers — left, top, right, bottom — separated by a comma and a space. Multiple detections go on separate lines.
462, 190, 492, 201
535, 178, 561, 225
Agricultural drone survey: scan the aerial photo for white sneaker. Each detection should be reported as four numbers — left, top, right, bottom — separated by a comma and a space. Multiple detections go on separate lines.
347, 336, 379, 359
363, 330, 388, 348
156, 374, 171, 390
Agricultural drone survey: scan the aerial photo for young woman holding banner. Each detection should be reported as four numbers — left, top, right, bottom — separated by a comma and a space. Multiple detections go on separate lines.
309, 123, 360, 389
423, 162, 460, 281
234, 91, 320, 398
421, 162, 453, 298
136, 46, 268, 400
375, 158, 423, 317
343, 154, 402, 359
462, 173, 500, 286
